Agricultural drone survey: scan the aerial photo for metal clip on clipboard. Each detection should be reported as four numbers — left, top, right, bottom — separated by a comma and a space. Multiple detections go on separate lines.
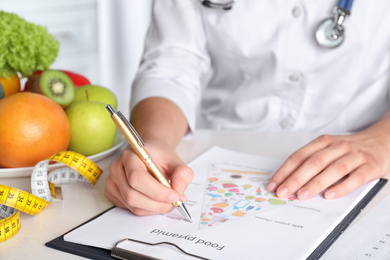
111, 238, 210, 260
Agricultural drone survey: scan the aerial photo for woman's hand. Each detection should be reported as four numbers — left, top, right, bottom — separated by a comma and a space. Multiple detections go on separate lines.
105, 138, 193, 216
267, 129, 390, 200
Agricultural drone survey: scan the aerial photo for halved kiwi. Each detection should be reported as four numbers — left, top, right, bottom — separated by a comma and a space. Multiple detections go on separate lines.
30, 70, 75, 107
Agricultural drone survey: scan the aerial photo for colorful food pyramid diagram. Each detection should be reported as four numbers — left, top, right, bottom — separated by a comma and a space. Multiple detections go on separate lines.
199, 162, 297, 229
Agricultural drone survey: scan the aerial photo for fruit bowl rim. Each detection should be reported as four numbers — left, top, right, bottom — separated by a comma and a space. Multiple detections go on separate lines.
0, 131, 126, 178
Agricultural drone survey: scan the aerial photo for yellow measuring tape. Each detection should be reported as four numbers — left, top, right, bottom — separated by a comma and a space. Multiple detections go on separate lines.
0, 150, 103, 243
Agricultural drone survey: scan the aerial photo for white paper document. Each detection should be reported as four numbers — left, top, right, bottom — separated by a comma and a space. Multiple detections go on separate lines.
322, 193, 390, 260
64, 146, 380, 260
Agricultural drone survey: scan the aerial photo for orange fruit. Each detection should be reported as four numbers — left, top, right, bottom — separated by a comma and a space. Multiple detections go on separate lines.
0, 74, 21, 99
0, 92, 71, 168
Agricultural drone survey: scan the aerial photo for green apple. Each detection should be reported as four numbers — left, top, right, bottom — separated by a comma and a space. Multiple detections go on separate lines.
73, 85, 118, 109
65, 101, 116, 156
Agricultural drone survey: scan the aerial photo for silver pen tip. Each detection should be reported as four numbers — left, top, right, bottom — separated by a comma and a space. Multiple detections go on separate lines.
106, 104, 115, 116
176, 201, 192, 222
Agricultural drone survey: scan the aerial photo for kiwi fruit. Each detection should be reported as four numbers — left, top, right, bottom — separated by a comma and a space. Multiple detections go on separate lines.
30, 70, 75, 107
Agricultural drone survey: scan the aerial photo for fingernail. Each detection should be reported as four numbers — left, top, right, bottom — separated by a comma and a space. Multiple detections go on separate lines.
168, 193, 179, 203
298, 190, 309, 200
177, 181, 186, 195
267, 181, 276, 191
277, 187, 288, 198
325, 191, 335, 200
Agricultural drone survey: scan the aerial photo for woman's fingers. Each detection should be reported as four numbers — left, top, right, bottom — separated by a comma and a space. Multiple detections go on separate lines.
267, 134, 388, 200
105, 165, 177, 215
123, 162, 180, 203
104, 142, 193, 216
170, 164, 194, 197
323, 163, 377, 199
267, 135, 342, 196
295, 151, 365, 200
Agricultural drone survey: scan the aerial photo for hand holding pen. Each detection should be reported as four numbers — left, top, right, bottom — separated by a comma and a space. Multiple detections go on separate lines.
105, 104, 192, 221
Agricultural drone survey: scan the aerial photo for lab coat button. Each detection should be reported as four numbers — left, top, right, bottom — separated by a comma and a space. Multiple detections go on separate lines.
292, 6, 301, 18
288, 72, 301, 82
280, 119, 290, 129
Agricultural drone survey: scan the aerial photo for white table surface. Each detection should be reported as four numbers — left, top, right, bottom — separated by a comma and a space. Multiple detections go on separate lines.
1, 130, 389, 259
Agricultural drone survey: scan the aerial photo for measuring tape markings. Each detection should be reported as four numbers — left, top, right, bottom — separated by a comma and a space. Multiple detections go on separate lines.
0, 150, 103, 243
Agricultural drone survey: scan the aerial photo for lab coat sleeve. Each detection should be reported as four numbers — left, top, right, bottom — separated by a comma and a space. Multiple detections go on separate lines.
130, 0, 210, 133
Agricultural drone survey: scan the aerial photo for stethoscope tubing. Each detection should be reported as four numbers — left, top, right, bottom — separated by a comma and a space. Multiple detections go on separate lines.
338, 0, 354, 13
200, 0, 355, 49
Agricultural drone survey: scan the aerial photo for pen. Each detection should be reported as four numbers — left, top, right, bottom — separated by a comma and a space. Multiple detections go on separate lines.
106, 104, 192, 222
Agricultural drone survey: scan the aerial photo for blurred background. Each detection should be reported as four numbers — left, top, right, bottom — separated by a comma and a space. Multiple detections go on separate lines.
0, 0, 152, 118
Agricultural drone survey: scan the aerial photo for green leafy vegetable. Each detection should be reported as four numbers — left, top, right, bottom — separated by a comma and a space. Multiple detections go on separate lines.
0, 11, 59, 78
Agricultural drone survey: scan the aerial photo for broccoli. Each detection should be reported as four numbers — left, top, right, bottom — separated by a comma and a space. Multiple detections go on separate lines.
0, 11, 59, 78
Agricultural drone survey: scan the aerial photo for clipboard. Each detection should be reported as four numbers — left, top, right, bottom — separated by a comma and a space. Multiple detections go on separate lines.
46, 179, 387, 260
45, 206, 115, 260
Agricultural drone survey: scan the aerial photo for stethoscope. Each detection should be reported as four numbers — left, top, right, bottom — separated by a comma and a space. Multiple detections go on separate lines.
200, 0, 354, 49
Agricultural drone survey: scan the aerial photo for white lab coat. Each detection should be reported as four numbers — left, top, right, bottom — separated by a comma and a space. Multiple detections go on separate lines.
131, 0, 390, 133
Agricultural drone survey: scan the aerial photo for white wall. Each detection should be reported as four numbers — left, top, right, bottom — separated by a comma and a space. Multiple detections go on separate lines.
97, 0, 152, 118
0, 0, 101, 89
0, 0, 152, 118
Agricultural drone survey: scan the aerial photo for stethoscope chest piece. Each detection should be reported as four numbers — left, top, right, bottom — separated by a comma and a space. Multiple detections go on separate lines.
315, 0, 354, 49
315, 18, 345, 48
200, 0, 354, 49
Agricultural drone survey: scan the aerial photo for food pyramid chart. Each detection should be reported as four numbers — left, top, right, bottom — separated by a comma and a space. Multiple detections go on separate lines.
199, 162, 297, 229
